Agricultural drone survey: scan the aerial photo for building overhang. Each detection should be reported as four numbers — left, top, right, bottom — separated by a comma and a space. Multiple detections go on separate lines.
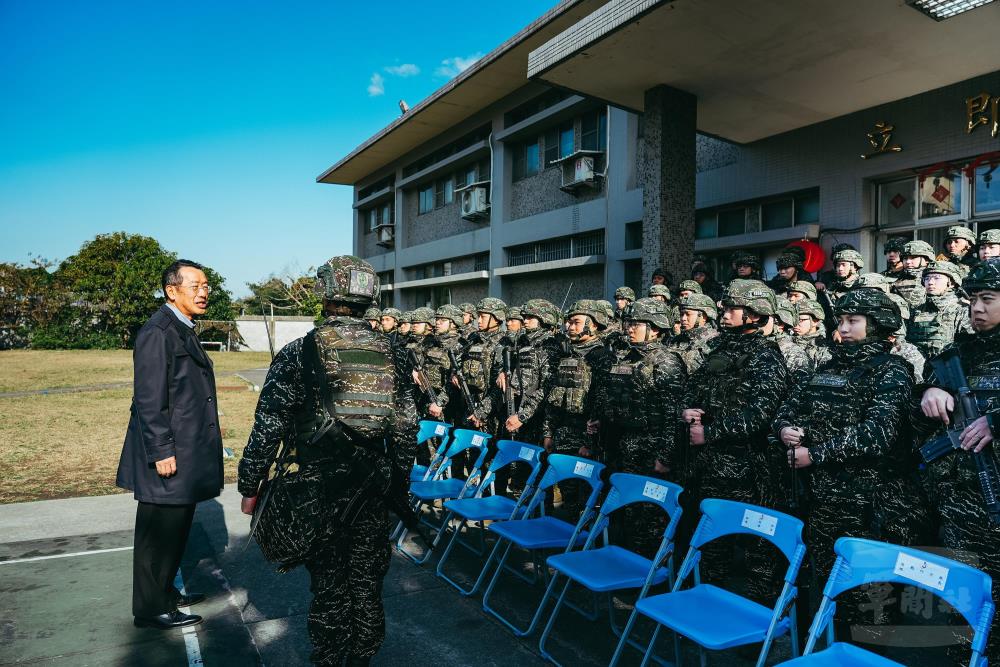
528, 0, 1000, 144
494, 254, 605, 276
317, 0, 609, 186
394, 271, 490, 290
694, 223, 820, 253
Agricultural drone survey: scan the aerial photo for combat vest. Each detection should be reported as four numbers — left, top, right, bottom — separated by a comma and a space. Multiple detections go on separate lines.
294, 323, 396, 455
891, 270, 927, 309
602, 342, 662, 425
511, 330, 544, 396
547, 339, 600, 415
697, 334, 755, 416
461, 330, 499, 393
908, 293, 961, 359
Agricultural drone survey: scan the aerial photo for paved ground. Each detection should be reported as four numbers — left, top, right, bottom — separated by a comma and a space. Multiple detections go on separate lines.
0, 487, 956, 666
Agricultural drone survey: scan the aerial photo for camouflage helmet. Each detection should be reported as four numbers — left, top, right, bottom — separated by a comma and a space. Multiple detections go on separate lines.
434, 304, 464, 326
795, 299, 825, 322
521, 298, 560, 327
567, 299, 609, 328
832, 248, 865, 269
883, 237, 908, 254
924, 260, 963, 287
678, 293, 718, 321
476, 297, 508, 322
459, 302, 476, 315
852, 272, 892, 293
410, 307, 435, 325
888, 292, 911, 322
314, 255, 379, 306
732, 251, 760, 269
678, 280, 703, 294
627, 297, 674, 330
648, 284, 672, 300
774, 297, 798, 328
722, 279, 777, 316
776, 251, 804, 269
963, 258, 1000, 293
595, 300, 616, 322
980, 229, 1000, 245
945, 225, 976, 244
614, 286, 636, 302
382, 307, 402, 322
903, 240, 936, 261
506, 306, 524, 322
364, 307, 381, 320
399, 310, 413, 324
787, 280, 817, 300
833, 289, 902, 336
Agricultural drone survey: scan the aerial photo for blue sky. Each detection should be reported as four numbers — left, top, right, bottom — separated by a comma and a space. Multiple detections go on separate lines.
0, 1, 555, 297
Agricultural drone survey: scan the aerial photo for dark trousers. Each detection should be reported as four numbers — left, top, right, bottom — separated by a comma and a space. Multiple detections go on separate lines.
132, 501, 196, 617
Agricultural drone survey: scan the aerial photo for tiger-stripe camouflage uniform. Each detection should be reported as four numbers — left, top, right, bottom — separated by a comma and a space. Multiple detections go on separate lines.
912, 259, 1000, 664
792, 299, 832, 370
772, 295, 815, 383
543, 300, 614, 515
238, 256, 417, 666
506, 299, 560, 445
680, 280, 788, 601
774, 289, 930, 639
892, 240, 934, 309
593, 298, 687, 557
908, 261, 972, 361
668, 294, 719, 375
422, 304, 464, 423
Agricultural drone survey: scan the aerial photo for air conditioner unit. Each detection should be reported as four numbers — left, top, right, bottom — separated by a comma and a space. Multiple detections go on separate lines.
574, 157, 595, 183
558, 151, 602, 193
460, 186, 490, 221
376, 225, 395, 247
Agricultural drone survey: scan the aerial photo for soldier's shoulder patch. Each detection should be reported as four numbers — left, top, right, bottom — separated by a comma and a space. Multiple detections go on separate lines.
348, 269, 375, 297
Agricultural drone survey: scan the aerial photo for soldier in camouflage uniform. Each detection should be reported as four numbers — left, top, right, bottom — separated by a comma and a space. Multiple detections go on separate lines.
940, 224, 979, 279
776, 289, 929, 641
819, 248, 863, 301
882, 237, 908, 281
502, 299, 560, 447
847, 276, 925, 381
592, 298, 687, 557
892, 240, 934, 309
238, 256, 417, 666
421, 305, 464, 426
787, 280, 818, 303
766, 292, 814, 382
458, 302, 477, 343
792, 299, 832, 369
908, 261, 972, 360
596, 299, 624, 343
364, 307, 381, 330
980, 228, 1000, 261
729, 251, 763, 283
397, 311, 412, 338
768, 249, 813, 295
677, 280, 702, 297
680, 280, 788, 600
914, 259, 1000, 664
505, 306, 523, 338
647, 286, 681, 337
614, 286, 636, 321
543, 300, 614, 516
668, 294, 719, 375
380, 307, 401, 334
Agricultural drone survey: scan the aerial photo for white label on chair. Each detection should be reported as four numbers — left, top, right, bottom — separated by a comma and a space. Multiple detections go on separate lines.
574, 461, 594, 478
741, 509, 777, 536
435, 424, 447, 436
894, 552, 949, 591
518, 447, 535, 461
642, 481, 668, 502
472, 434, 485, 446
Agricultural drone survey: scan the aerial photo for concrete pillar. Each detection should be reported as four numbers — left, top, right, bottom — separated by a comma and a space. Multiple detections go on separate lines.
640, 85, 697, 288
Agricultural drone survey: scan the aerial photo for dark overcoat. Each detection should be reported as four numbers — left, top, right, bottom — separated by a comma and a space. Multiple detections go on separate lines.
116, 305, 224, 504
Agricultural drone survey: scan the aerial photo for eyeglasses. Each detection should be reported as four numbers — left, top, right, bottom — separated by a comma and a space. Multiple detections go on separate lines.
175, 283, 212, 295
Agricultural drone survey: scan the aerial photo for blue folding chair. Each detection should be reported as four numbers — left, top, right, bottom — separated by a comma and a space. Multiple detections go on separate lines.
410, 420, 453, 483
435, 440, 546, 595
394, 429, 491, 564
538, 473, 683, 666
480, 454, 606, 637
613, 498, 806, 667
777, 537, 995, 667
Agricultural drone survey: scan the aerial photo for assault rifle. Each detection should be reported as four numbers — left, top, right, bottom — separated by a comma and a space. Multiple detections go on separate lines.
920, 348, 1000, 525
448, 349, 478, 418
407, 348, 439, 406
502, 345, 516, 432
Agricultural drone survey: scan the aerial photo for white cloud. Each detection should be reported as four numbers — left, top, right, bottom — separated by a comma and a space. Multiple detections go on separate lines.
435, 53, 483, 78
384, 63, 420, 77
367, 73, 385, 97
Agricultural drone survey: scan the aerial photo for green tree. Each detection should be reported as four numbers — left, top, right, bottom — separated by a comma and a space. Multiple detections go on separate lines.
240, 271, 321, 319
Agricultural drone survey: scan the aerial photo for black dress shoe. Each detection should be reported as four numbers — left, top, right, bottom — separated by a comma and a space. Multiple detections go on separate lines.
133, 610, 202, 630
175, 592, 206, 607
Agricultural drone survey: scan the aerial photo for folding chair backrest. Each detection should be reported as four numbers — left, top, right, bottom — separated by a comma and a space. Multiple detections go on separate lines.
523, 454, 606, 514
417, 420, 452, 446
476, 440, 545, 496
445, 429, 491, 458
825, 537, 994, 654
691, 499, 805, 581
587, 473, 683, 541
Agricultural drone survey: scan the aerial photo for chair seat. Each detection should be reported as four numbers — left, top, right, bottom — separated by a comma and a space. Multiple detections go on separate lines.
636, 583, 790, 650
410, 478, 467, 500
444, 495, 519, 522
410, 464, 430, 482
546, 546, 671, 592
488, 516, 588, 550
777, 642, 903, 667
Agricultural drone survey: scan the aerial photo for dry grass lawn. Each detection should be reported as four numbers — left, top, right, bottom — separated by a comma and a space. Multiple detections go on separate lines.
0, 351, 270, 504
0, 349, 272, 393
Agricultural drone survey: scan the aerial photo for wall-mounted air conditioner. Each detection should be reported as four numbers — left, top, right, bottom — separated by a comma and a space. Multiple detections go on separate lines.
554, 150, 604, 194
457, 181, 491, 221
375, 224, 395, 247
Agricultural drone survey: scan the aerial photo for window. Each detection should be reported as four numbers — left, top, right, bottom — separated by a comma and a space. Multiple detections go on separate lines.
434, 178, 454, 208
717, 208, 746, 237
461, 166, 477, 188
367, 209, 378, 232
513, 140, 540, 182
695, 211, 717, 239
761, 200, 793, 231
623, 259, 642, 295
474, 253, 489, 272
879, 178, 915, 228
418, 186, 434, 214
624, 221, 643, 250
918, 173, 962, 220
506, 231, 605, 267
381, 204, 391, 227
795, 193, 820, 225
581, 110, 607, 152
573, 231, 605, 256
442, 262, 452, 277
975, 163, 1000, 216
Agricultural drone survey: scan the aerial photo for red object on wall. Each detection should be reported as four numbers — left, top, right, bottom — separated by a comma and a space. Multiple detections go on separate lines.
787, 240, 826, 273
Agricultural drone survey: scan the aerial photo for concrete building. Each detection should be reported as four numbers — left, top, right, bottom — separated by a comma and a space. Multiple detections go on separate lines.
319, 0, 1000, 309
